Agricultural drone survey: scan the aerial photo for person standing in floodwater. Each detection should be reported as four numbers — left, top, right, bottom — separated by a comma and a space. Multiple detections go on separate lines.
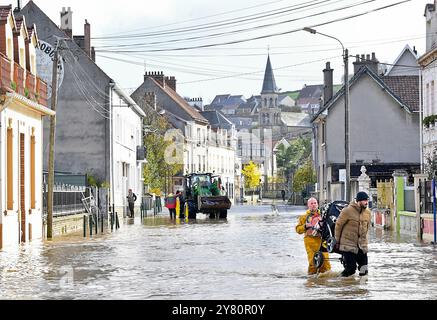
296, 197, 331, 275
127, 189, 137, 218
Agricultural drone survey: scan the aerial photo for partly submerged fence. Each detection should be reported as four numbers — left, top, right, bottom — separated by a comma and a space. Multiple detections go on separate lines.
43, 183, 87, 217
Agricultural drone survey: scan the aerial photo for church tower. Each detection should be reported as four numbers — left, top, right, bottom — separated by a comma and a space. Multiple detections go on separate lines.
259, 55, 281, 126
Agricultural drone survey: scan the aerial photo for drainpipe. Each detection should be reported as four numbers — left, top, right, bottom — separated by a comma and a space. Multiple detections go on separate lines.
433, 178, 436, 244
419, 68, 423, 173
109, 81, 115, 220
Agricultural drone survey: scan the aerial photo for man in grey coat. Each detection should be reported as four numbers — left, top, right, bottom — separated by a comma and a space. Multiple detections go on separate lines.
335, 191, 372, 277
127, 189, 137, 218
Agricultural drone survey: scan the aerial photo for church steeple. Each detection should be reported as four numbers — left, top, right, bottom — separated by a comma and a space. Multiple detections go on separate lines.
261, 55, 279, 94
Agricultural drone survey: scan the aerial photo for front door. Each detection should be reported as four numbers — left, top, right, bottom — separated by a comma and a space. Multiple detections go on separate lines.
19, 133, 26, 243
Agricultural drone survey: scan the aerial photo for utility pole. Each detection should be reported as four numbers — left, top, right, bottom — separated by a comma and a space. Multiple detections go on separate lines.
47, 41, 59, 239
303, 27, 350, 201
344, 48, 350, 202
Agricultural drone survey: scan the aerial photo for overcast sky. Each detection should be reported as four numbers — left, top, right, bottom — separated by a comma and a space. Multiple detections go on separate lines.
23, 0, 428, 103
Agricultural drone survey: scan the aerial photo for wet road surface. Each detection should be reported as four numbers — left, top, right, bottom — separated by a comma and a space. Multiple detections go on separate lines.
1, 204, 437, 300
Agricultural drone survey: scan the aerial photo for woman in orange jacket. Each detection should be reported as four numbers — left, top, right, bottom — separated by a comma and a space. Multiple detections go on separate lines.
296, 198, 331, 275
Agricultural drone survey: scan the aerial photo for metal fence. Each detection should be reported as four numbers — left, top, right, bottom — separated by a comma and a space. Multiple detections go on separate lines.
425, 180, 433, 214
43, 183, 87, 217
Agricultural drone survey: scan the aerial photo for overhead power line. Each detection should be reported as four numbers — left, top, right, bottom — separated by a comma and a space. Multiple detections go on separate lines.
95, 0, 411, 54
94, 0, 377, 49
96, 0, 288, 37
93, 0, 331, 41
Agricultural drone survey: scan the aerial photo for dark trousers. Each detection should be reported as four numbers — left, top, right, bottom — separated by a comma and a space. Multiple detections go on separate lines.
169, 208, 176, 219
128, 202, 135, 217
341, 249, 368, 277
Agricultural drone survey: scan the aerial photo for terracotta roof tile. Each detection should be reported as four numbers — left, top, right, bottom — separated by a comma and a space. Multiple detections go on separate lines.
381, 76, 420, 112
149, 77, 208, 123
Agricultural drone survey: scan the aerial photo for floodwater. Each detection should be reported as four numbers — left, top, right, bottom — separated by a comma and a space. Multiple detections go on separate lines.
1, 203, 437, 300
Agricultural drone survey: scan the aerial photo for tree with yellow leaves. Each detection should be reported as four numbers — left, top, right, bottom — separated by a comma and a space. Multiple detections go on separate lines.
242, 161, 261, 201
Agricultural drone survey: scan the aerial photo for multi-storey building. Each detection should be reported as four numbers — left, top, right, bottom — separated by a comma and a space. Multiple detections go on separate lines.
20, 2, 145, 217
0, 5, 53, 248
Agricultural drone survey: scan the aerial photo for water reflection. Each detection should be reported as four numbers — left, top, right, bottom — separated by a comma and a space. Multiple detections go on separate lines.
0, 205, 436, 299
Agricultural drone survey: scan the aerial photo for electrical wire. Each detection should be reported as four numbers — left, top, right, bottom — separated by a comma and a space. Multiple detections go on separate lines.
96, 0, 288, 37
95, 0, 410, 53
95, 0, 377, 49
94, 0, 333, 41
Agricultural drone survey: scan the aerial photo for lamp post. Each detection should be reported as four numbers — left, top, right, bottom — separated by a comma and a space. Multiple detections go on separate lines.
303, 27, 350, 202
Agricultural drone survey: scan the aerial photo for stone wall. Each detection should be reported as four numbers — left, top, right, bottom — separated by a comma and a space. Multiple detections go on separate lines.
52, 213, 86, 237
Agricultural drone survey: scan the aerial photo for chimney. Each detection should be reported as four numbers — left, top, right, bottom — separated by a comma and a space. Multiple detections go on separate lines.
413, 46, 417, 55
84, 19, 91, 57
323, 62, 333, 105
353, 52, 379, 75
145, 71, 165, 87
144, 92, 157, 111
60, 7, 73, 38
91, 46, 96, 62
165, 76, 176, 92
13, 0, 21, 13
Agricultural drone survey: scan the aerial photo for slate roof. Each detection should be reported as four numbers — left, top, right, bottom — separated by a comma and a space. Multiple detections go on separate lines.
313, 66, 419, 121
381, 75, 420, 112
227, 116, 253, 129
201, 110, 233, 129
132, 77, 208, 124
211, 94, 231, 106
261, 55, 279, 94
297, 85, 323, 103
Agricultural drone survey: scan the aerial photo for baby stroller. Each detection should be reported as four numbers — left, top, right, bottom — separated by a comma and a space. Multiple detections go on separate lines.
313, 200, 349, 269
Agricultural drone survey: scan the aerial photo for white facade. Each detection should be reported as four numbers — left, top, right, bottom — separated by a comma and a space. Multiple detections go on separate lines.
110, 85, 145, 214
1, 94, 54, 249
184, 121, 208, 174
177, 120, 237, 200
207, 126, 237, 201
420, 4, 437, 164
0, 8, 54, 249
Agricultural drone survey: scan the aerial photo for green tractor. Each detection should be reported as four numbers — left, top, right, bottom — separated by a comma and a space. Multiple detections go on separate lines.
182, 173, 232, 219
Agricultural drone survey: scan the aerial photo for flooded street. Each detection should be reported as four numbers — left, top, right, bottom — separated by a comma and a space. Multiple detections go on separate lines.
1, 204, 437, 300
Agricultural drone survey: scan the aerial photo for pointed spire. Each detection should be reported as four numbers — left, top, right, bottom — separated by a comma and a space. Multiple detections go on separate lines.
261, 55, 279, 94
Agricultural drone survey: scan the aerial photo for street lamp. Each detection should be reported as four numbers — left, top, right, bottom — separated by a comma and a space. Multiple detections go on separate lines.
303, 27, 351, 202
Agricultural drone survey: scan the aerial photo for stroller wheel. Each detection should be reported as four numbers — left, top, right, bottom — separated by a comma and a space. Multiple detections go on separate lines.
327, 237, 337, 253
313, 251, 324, 269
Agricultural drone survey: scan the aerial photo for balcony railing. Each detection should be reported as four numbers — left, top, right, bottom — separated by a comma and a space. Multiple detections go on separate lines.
0, 52, 48, 106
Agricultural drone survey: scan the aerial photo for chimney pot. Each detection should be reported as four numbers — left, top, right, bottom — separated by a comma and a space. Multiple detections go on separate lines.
361, 54, 365, 60
366, 54, 370, 61
371, 52, 376, 61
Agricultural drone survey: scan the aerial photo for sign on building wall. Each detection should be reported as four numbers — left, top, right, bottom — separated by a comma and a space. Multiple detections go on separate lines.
36, 40, 65, 99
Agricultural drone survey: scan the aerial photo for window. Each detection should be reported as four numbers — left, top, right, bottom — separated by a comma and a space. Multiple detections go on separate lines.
122, 162, 128, 178
20, 48, 25, 69
7, 38, 13, 61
